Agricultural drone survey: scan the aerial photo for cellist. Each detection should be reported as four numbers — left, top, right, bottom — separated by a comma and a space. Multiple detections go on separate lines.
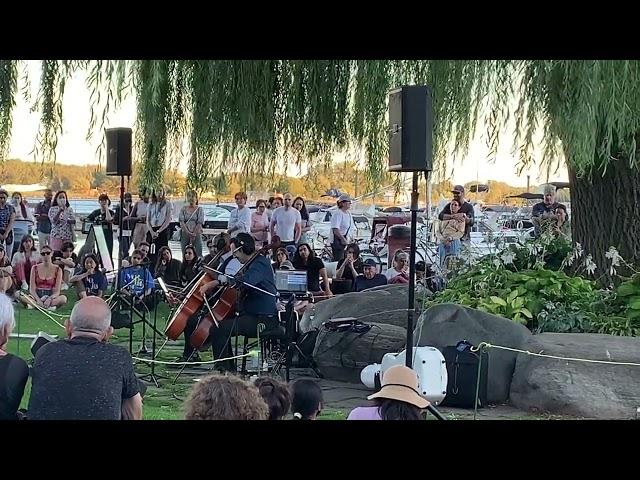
175, 233, 239, 363
198, 233, 278, 372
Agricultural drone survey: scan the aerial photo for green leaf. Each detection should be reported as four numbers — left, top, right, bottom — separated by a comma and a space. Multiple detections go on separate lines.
519, 307, 533, 319
490, 296, 507, 306
629, 298, 640, 310
507, 290, 519, 302
617, 282, 637, 297
512, 296, 525, 309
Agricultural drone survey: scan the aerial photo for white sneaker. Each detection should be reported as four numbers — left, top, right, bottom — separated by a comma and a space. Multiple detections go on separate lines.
26, 304, 34, 310
21, 281, 28, 291
61, 283, 69, 291
48, 306, 57, 312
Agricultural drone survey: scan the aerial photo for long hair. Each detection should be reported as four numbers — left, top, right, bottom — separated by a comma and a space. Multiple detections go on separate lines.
184, 374, 268, 421
12, 192, 28, 219
155, 246, 173, 272
19, 234, 36, 253
376, 398, 423, 420
52, 190, 70, 208
254, 377, 291, 420
290, 379, 323, 420
293, 196, 309, 221
293, 243, 315, 266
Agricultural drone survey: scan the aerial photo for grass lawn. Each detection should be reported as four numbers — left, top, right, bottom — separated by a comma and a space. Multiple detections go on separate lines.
7, 295, 347, 420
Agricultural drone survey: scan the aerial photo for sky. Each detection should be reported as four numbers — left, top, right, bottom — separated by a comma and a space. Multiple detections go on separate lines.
8, 61, 568, 188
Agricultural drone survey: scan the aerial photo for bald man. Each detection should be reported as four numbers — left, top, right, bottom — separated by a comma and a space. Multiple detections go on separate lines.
28, 297, 143, 420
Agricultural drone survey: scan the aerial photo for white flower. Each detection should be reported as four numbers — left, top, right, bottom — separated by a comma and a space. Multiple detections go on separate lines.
584, 254, 597, 275
500, 251, 515, 265
575, 243, 584, 258
493, 258, 502, 268
527, 243, 537, 257
605, 247, 621, 267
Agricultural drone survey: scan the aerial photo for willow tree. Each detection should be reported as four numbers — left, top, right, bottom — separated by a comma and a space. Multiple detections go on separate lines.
0, 60, 638, 275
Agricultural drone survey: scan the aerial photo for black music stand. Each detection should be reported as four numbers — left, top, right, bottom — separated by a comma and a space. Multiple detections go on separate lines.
273, 293, 323, 382
138, 289, 168, 387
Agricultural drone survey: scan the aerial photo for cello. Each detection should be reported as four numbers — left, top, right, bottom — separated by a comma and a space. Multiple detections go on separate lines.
164, 248, 226, 340
189, 236, 280, 349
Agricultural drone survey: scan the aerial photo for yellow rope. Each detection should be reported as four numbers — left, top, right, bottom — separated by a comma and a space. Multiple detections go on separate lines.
471, 342, 640, 367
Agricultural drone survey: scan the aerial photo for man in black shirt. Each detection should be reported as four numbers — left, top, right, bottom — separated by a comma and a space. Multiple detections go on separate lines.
27, 296, 142, 420
438, 185, 475, 240
355, 259, 388, 292
199, 233, 278, 372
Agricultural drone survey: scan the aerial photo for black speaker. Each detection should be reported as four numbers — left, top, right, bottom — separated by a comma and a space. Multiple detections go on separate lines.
388, 85, 433, 172
105, 127, 132, 176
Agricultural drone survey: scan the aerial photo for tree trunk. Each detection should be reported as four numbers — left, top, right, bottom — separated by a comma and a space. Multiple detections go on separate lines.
568, 157, 640, 284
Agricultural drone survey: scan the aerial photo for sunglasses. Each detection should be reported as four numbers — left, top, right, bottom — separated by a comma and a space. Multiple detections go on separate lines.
41, 251, 52, 255
132, 257, 142, 261
0, 197, 6, 200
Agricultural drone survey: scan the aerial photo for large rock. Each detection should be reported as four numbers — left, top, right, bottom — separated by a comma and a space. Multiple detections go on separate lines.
510, 333, 640, 419
414, 303, 532, 403
313, 321, 407, 383
300, 284, 428, 333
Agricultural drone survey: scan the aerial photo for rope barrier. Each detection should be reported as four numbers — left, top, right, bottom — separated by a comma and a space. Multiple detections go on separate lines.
132, 352, 252, 366
470, 342, 640, 367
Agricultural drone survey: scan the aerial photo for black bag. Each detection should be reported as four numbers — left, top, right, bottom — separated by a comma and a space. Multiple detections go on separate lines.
441, 340, 488, 409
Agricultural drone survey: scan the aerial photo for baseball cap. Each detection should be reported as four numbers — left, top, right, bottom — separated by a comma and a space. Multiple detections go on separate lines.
337, 194, 352, 203
363, 258, 377, 267
451, 185, 464, 194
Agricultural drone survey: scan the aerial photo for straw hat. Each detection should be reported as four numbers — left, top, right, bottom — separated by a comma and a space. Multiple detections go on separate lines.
367, 365, 430, 408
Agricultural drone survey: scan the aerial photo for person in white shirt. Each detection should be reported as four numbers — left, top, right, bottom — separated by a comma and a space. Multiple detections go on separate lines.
329, 194, 355, 261
270, 193, 301, 249
385, 250, 410, 283
227, 191, 253, 237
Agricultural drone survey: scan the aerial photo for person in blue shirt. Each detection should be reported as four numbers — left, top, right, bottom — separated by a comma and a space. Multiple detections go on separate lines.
69, 253, 108, 298
118, 249, 155, 309
199, 233, 277, 372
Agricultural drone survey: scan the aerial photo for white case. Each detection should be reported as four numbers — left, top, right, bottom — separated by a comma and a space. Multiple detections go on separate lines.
381, 347, 448, 405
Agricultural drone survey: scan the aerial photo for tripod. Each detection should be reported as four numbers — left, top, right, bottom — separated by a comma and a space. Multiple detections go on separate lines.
273, 294, 323, 382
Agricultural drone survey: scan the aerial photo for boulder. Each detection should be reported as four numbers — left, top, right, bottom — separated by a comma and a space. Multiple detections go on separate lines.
312, 321, 407, 383
300, 284, 429, 333
414, 303, 532, 403
510, 333, 640, 419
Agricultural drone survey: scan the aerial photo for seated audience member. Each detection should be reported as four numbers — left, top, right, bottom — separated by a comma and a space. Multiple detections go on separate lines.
334, 243, 364, 293
272, 247, 290, 271
385, 251, 410, 284
52, 241, 78, 290
12, 235, 41, 292
184, 374, 268, 420
354, 259, 387, 292
254, 377, 291, 420
122, 241, 151, 268
0, 246, 13, 294
290, 378, 323, 420
119, 249, 155, 309
27, 296, 142, 420
348, 365, 429, 421
69, 253, 108, 299
0, 294, 29, 420
154, 246, 181, 287
27, 244, 68, 311
179, 244, 203, 288
202, 237, 217, 265
292, 243, 332, 298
